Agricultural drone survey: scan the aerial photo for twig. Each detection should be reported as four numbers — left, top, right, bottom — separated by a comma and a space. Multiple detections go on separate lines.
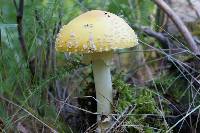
84, 122, 98, 133
55, 97, 99, 115
143, 28, 171, 50
153, 0, 199, 55
16, 0, 28, 60
0, 95, 57, 133
106, 105, 136, 133
187, 0, 200, 18
167, 104, 200, 133
14, 0, 35, 77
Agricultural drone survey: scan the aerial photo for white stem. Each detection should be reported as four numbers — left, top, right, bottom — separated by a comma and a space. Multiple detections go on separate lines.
93, 59, 113, 115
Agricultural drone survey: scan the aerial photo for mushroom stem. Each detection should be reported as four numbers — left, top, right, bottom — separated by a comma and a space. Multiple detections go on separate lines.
92, 55, 113, 130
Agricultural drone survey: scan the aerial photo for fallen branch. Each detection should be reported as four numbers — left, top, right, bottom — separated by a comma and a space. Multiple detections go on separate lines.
143, 28, 171, 50
153, 0, 199, 55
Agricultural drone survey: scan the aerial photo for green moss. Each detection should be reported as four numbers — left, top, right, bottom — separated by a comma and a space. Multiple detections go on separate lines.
113, 75, 168, 132
113, 76, 134, 112
135, 89, 157, 114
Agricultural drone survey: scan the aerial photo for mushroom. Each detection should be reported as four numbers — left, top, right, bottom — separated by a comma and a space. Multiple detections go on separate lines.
55, 10, 138, 131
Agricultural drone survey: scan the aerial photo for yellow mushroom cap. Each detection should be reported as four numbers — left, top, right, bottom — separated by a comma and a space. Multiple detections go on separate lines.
55, 10, 138, 53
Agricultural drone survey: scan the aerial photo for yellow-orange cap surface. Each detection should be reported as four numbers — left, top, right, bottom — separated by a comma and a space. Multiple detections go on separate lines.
55, 10, 138, 53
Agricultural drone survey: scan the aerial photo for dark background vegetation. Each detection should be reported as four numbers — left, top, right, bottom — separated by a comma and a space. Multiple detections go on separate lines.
1, 0, 200, 132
